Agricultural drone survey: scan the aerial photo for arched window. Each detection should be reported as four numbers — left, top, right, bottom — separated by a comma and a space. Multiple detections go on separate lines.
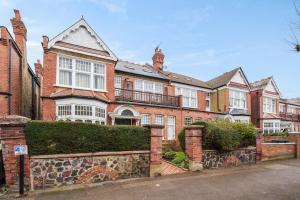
121, 109, 134, 116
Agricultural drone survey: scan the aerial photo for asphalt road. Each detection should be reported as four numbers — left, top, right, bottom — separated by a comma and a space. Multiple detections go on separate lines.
5, 159, 300, 200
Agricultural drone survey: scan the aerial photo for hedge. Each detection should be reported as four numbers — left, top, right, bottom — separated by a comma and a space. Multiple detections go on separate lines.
25, 121, 150, 155
179, 120, 257, 152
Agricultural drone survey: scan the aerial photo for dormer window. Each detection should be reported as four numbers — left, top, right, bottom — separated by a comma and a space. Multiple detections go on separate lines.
57, 55, 106, 91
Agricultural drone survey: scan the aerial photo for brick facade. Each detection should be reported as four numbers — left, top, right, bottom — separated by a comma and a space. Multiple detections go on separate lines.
0, 10, 41, 120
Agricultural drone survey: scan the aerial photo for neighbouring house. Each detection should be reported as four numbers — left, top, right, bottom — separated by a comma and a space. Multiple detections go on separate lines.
278, 99, 300, 132
0, 10, 41, 119
250, 76, 290, 133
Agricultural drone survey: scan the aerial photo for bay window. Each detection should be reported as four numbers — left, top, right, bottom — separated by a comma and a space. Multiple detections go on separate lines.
56, 98, 107, 124
229, 90, 246, 109
263, 97, 276, 113
57, 55, 106, 91
263, 120, 280, 134
175, 87, 198, 108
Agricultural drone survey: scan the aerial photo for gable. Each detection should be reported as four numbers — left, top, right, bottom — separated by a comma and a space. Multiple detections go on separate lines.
62, 25, 105, 51
230, 71, 247, 85
48, 18, 117, 61
265, 80, 279, 94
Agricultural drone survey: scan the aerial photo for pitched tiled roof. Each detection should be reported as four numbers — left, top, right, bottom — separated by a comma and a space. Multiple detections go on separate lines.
206, 67, 240, 89
163, 71, 211, 89
250, 77, 272, 91
115, 60, 168, 80
51, 89, 109, 102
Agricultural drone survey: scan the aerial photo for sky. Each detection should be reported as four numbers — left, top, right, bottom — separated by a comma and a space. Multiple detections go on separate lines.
1, 0, 300, 98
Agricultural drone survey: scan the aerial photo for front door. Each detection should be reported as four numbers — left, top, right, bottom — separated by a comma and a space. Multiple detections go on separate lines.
115, 118, 134, 125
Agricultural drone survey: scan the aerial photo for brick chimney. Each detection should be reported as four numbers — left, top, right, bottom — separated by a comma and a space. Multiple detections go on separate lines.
152, 47, 165, 72
34, 59, 43, 80
10, 9, 27, 55
42, 35, 49, 52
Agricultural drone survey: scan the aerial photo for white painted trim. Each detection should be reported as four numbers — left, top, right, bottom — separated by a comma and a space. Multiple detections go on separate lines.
171, 82, 212, 92
48, 18, 118, 61
56, 53, 107, 92
262, 92, 280, 99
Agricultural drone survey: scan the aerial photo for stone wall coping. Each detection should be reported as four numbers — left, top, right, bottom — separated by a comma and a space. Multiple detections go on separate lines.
184, 125, 204, 130
261, 142, 296, 145
203, 147, 256, 152
0, 115, 30, 126
30, 150, 150, 159
143, 124, 164, 129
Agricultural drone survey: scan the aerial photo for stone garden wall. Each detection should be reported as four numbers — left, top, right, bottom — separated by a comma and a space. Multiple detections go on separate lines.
30, 151, 150, 189
202, 148, 256, 169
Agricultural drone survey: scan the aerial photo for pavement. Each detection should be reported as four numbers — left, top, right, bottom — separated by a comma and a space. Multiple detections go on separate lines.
2, 159, 300, 200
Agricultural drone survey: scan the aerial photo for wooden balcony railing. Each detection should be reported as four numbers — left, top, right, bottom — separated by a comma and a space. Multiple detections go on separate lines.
115, 89, 180, 107
279, 112, 300, 121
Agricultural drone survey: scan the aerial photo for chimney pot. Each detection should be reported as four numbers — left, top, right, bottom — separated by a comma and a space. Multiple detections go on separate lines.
152, 47, 165, 72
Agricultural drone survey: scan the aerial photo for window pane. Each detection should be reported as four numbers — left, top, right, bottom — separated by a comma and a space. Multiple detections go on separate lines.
59, 71, 72, 86
94, 75, 105, 90
59, 57, 72, 69
76, 60, 91, 72
155, 115, 164, 125
144, 81, 153, 92
155, 83, 163, 94
94, 63, 105, 74
95, 107, 106, 118
76, 73, 90, 88
141, 114, 150, 125
135, 80, 143, 91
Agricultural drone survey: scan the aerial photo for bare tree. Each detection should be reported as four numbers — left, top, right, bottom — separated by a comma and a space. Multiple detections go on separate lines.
292, 1, 300, 52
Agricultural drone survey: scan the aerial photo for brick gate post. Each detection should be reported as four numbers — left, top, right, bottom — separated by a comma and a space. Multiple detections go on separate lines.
256, 129, 263, 162
145, 125, 164, 177
185, 125, 203, 171
296, 136, 300, 159
0, 116, 30, 189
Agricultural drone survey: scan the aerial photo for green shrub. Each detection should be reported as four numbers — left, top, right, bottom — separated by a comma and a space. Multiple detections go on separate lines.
25, 121, 150, 155
178, 120, 256, 152
265, 132, 289, 136
163, 151, 176, 160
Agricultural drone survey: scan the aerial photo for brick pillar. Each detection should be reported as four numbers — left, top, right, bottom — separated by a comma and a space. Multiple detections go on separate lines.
0, 115, 30, 189
185, 125, 203, 171
256, 129, 263, 162
296, 136, 300, 159
145, 125, 164, 177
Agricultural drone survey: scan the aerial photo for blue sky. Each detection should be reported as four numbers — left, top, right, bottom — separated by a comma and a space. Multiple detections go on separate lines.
1, 0, 300, 98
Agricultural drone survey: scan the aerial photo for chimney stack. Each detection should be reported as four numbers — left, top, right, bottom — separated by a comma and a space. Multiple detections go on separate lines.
10, 9, 27, 54
34, 59, 43, 80
42, 35, 49, 52
152, 47, 165, 72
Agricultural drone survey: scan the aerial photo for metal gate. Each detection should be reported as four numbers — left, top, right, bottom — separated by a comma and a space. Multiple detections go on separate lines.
0, 150, 5, 186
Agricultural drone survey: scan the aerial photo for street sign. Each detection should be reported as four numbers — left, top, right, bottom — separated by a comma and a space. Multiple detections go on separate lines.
14, 145, 28, 156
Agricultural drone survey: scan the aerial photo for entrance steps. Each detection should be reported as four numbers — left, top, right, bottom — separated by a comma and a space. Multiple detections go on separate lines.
160, 160, 186, 176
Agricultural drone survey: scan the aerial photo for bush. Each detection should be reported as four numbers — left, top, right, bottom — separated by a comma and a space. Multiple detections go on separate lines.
163, 151, 176, 160
178, 120, 256, 152
265, 132, 289, 136
25, 121, 150, 155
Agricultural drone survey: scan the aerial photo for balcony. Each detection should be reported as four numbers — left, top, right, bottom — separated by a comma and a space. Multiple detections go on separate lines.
279, 112, 300, 122
115, 89, 180, 107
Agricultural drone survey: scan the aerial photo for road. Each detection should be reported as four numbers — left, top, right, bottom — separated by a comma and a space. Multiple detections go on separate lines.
4, 159, 300, 200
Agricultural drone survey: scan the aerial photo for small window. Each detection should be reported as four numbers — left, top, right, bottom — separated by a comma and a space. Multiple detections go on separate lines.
155, 115, 164, 125
57, 105, 71, 116
95, 107, 106, 118
141, 114, 151, 125
75, 105, 92, 116
184, 117, 193, 126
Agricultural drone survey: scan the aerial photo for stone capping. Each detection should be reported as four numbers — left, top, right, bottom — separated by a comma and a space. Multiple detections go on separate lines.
262, 142, 296, 145
30, 150, 150, 159
143, 124, 165, 129
0, 115, 30, 126
184, 125, 204, 130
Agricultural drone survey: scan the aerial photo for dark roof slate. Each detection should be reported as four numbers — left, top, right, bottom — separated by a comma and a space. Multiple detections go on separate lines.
206, 68, 240, 89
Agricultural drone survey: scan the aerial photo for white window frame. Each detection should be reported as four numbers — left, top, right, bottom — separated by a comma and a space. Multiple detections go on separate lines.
167, 116, 176, 140
155, 115, 164, 125
287, 105, 297, 114
263, 97, 277, 113
229, 89, 247, 110
134, 79, 163, 94
114, 75, 122, 96
56, 55, 107, 92
279, 104, 285, 113
184, 116, 193, 126
55, 98, 107, 124
175, 87, 198, 108
141, 114, 151, 125
205, 92, 210, 111
263, 120, 281, 134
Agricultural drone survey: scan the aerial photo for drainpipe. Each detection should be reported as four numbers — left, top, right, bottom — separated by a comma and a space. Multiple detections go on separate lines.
7, 39, 12, 114
217, 88, 220, 112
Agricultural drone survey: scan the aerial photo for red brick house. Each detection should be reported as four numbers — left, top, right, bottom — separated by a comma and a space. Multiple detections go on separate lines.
0, 10, 41, 119
39, 17, 256, 141
278, 99, 300, 132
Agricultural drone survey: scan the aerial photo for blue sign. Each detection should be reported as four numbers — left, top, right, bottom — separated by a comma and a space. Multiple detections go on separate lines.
14, 145, 28, 156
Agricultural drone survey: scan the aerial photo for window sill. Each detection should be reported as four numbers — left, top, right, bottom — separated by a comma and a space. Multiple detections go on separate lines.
54, 84, 108, 93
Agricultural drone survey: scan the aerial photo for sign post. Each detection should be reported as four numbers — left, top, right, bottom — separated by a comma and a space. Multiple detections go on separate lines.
14, 145, 28, 196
